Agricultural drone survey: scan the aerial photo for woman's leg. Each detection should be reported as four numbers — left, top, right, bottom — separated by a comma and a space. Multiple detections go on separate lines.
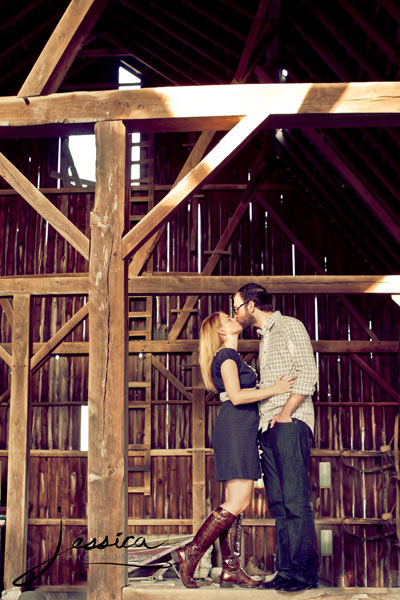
221, 478, 254, 515
172, 480, 255, 588
172, 506, 236, 588
219, 479, 261, 588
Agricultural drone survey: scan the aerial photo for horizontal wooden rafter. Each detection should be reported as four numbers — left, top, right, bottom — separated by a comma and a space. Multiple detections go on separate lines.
0, 274, 399, 296
0, 340, 398, 357
0, 448, 397, 458
0, 183, 295, 196
128, 275, 400, 295
1, 82, 400, 136
0, 274, 89, 295
14, 516, 400, 527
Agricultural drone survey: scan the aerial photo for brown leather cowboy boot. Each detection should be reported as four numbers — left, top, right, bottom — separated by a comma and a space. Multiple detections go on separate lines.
219, 513, 262, 588
172, 506, 236, 588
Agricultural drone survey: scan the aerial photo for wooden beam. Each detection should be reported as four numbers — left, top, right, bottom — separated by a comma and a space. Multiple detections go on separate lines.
18, 0, 108, 97
0, 274, 88, 296
0, 182, 295, 196
102, 32, 180, 86
182, 0, 246, 42
18, 515, 398, 527
289, 17, 350, 82
151, 356, 193, 402
87, 120, 128, 600
191, 351, 206, 532
0, 274, 399, 297
0, 153, 90, 260
304, 129, 400, 246
0, 0, 43, 35
121, 111, 269, 258
380, 0, 400, 24
128, 275, 400, 295
335, 0, 400, 70
2, 82, 400, 135
129, 340, 400, 354
0, 447, 399, 459
302, 0, 381, 81
0, 298, 13, 326
349, 354, 400, 403
118, 0, 239, 70
0, 339, 398, 358
4, 295, 31, 589
109, 23, 201, 86
234, 0, 270, 81
311, 341, 399, 354
0, 343, 12, 367
30, 302, 89, 370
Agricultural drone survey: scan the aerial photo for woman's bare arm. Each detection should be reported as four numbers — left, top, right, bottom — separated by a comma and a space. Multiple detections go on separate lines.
220, 359, 295, 406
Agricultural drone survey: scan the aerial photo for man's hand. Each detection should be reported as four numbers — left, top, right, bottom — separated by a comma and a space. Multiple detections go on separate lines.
270, 411, 292, 428
269, 393, 306, 428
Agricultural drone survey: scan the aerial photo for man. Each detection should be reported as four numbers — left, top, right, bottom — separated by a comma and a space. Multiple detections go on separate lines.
233, 283, 319, 592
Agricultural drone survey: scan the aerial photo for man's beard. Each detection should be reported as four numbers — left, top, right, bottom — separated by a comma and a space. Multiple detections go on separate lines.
237, 310, 256, 329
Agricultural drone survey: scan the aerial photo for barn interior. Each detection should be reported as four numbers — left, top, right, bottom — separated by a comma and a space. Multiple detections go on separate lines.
0, 1, 399, 599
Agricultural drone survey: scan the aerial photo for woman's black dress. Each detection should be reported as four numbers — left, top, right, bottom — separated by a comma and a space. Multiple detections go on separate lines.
211, 347, 261, 482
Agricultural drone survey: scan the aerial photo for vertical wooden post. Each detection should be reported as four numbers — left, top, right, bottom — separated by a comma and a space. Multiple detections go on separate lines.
192, 351, 206, 532
4, 294, 31, 589
88, 120, 129, 600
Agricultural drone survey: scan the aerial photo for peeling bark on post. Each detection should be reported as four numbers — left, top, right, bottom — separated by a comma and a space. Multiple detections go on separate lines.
87, 120, 129, 600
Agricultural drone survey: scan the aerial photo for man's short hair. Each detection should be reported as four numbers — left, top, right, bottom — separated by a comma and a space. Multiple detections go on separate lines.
238, 283, 273, 311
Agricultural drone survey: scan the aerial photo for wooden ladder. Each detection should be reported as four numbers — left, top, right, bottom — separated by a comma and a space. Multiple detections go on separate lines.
127, 133, 155, 496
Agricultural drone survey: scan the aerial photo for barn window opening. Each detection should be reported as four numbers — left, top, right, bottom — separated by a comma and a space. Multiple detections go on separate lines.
392, 294, 400, 307
67, 66, 141, 188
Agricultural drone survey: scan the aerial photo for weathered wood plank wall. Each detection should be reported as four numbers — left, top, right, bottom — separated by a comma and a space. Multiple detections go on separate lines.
0, 133, 399, 587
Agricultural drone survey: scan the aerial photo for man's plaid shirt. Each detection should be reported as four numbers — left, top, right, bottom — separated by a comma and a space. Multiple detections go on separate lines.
258, 311, 317, 433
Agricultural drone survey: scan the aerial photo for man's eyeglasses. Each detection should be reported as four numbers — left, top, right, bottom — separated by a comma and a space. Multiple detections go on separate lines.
232, 301, 248, 315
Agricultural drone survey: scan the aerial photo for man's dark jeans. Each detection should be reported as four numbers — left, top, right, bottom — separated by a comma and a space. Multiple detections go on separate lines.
258, 418, 319, 585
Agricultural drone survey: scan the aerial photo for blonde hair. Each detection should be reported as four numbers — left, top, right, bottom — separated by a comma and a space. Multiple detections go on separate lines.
199, 312, 223, 392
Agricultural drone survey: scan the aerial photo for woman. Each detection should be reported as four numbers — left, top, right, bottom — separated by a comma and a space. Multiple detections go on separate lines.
172, 311, 296, 588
